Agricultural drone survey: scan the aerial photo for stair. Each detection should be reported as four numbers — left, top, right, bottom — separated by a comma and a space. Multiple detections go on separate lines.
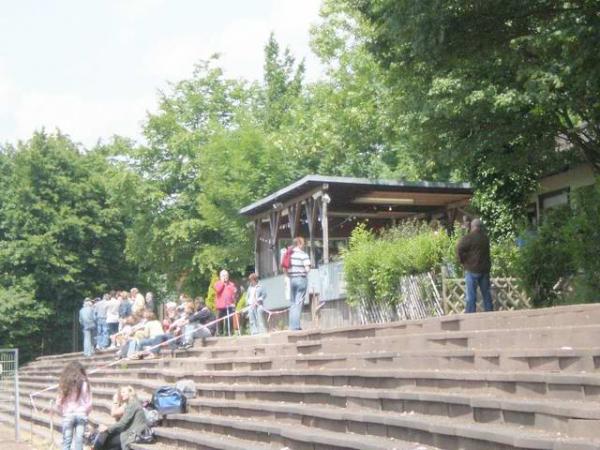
13, 303, 600, 449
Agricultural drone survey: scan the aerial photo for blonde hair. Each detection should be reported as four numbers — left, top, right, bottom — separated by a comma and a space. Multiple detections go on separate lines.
293, 236, 305, 247
120, 385, 137, 401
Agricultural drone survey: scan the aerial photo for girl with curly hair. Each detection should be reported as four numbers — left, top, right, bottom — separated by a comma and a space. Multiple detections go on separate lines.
56, 361, 92, 450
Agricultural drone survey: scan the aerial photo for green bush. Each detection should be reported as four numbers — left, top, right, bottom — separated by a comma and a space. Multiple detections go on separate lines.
514, 179, 600, 307
569, 182, 600, 294
343, 222, 451, 306
516, 206, 576, 307
204, 273, 219, 312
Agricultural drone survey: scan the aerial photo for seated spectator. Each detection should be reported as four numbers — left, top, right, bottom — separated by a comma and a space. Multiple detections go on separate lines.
115, 315, 146, 360
110, 389, 126, 421
136, 311, 171, 359
95, 386, 149, 450
162, 302, 178, 333
181, 302, 216, 348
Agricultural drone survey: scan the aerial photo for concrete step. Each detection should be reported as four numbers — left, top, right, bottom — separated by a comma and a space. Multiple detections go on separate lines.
21, 342, 600, 380
15, 374, 600, 441
6, 395, 433, 450
164, 409, 599, 450
26, 321, 600, 373
28, 304, 600, 367
131, 428, 276, 450
32, 366, 597, 403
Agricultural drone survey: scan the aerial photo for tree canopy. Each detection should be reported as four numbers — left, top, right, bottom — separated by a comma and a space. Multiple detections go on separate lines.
1, 3, 598, 359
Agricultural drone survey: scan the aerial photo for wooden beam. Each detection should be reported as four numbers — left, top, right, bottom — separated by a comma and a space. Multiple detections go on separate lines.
269, 210, 281, 274
288, 202, 301, 238
321, 194, 330, 264
254, 219, 261, 276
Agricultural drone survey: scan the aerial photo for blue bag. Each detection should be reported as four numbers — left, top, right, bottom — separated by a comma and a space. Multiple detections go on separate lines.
151, 386, 187, 415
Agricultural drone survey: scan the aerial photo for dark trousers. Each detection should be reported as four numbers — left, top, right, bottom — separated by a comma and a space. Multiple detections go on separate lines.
93, 430, 121, 450
217, 306, 234, 336
465, 271, 494, 313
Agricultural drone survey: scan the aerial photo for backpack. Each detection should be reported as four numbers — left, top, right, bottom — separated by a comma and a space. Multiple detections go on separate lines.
142, 400, 162, 427
134, 427, 155, 444
281, 246, 294, 270
175, 379, 197, 399
151, 386, 187, 415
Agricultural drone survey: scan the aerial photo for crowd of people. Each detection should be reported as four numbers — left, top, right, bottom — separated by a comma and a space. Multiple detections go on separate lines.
77, 260, 301, 362
78, 287, 218, 360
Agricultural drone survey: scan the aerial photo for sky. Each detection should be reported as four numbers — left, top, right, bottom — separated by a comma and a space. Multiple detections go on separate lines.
0, 0, 323, 147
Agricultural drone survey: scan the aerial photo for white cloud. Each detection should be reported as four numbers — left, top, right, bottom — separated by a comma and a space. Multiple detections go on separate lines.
144, 0, 323, 85
111, 0, 167, 18
1, 0, 324, 147
12, 91, 152, 146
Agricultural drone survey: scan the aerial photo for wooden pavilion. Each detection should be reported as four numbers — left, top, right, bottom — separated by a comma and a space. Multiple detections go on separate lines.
240, 175, 473, 278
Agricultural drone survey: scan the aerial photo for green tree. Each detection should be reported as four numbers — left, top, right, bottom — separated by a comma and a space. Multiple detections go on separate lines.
344, 0, 599, 235
0, 131, 141, 357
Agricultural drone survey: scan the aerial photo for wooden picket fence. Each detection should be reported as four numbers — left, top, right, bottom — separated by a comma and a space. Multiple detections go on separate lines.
441, 276, 531, 314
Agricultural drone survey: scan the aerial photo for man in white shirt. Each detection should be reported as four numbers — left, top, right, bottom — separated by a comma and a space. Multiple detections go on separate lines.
287, 237, 311, 330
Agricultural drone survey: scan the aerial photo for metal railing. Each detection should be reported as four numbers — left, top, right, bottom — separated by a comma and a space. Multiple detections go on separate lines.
0, 348, 20, 441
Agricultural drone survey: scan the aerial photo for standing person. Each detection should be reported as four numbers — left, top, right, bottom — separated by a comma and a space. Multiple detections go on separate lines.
456, 218, 493, 313
246, 273, 267, 335
287, 237, 311, 331
131, 288, 145, 316
144, 291, 155, 313
79, 299, 96, 357
118, 291, 132, 331
214, 270, 237, 336
94, 295, 109, 350
105, 293, 120, 346
56, 361, 92, 450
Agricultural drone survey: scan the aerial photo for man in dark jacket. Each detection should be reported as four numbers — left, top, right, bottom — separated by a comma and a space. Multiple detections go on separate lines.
456, 219, 493, 313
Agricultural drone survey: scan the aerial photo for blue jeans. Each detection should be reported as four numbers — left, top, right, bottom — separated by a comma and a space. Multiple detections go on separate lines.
465, 271, 493, 313
95, 318, 108, 349
183, 324, 211, 345
138, 334, 170, 354
289, 277, 307, 330
248, 305, 266, 335
62, 413, 87, 450
82, 329, 94, 357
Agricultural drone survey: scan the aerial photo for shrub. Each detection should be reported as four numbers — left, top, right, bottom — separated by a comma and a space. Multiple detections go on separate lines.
516, 206, 576, 307
569, 182, 600, 294
343, 221, 451, 306
204, 273, 219, 312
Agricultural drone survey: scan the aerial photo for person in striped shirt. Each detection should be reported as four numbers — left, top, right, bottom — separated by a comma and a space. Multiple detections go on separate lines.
288, 236, 311, 330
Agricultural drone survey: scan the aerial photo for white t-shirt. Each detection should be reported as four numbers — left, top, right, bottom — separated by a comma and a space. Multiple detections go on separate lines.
106, 297, 120, 323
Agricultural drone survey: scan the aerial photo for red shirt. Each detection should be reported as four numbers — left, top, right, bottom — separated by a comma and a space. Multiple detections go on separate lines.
214, 280, 237, 309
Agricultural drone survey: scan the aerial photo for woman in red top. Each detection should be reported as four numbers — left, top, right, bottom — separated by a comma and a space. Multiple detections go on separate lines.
214, 269, 237, 336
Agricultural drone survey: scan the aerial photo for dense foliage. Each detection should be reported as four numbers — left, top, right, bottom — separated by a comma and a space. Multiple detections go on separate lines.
343, 222, 453, 306
0, 132, 140, 360
517, 181, 600, 306
1, 2, 598, 358
341, 0, 600, 236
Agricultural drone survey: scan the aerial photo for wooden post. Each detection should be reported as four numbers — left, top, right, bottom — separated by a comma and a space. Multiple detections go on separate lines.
304, 197, 318, 266
269, 210, 281, 275
441, 266, 449, 315
288, 202, 301, 238
254, 219, 261, 276
321, 194, 330, 264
